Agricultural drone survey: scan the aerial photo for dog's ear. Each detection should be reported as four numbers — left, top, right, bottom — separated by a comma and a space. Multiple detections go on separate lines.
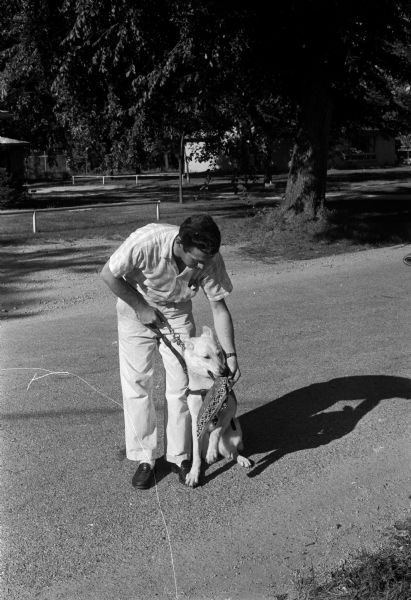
202, 325, 218, 343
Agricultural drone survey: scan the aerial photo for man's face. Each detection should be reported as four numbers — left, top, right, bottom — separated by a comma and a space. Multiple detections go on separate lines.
179, 245, 214, 269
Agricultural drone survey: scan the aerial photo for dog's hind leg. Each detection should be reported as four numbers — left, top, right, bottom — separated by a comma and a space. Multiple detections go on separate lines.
220, 442, 252, 468
219, 420, 252, 469
235, 452, 252, 468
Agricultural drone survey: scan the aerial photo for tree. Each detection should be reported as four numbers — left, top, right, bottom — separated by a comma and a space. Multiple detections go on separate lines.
172, 1, 411, 217
0, 0, 68, 151
53, 0, 247, 199
3, 1, 410, 218
240, 1, 411, 218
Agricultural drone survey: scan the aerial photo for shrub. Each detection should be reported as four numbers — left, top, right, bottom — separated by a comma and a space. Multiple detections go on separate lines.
0, 170, 28, 209
294, 519, 411, 600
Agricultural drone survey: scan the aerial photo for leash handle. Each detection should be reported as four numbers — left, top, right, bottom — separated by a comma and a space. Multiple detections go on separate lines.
144, 308, 167, 331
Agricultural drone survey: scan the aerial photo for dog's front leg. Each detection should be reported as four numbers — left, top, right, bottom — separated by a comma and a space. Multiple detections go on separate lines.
185, 418, 202, 487
186, 395, 202, 487
205, 426, 223, 465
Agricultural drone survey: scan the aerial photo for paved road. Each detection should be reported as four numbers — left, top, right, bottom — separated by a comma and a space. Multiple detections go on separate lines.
1, 244, 410, 600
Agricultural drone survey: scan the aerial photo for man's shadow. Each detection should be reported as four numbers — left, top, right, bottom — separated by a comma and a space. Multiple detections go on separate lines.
205, 375, 411, 483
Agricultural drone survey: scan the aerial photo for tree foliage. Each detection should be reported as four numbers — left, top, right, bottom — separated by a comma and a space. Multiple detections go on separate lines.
243, 0, 411, 216
1, 1, 411, 215
52, 0, 248, 172
0, 0, 68, 150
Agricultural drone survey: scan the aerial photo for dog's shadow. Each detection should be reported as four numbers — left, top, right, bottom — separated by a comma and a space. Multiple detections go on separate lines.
204, 374, 411, 483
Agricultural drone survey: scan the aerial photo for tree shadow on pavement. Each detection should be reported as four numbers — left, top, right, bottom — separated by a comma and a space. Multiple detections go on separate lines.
204, 375, 411, 483
0, 244, 112, 319
1, 245, 108, 275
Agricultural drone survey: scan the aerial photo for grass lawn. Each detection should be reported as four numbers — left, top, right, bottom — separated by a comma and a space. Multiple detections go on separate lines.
1, 168, 410, 262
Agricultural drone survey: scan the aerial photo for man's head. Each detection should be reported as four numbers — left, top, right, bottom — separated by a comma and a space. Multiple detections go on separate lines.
178, 214, 221, 255
174, 214, 221, 269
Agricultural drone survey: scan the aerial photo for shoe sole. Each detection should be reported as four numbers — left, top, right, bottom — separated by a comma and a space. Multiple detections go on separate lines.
132, 472, 154, 489
133, 482, 152, 489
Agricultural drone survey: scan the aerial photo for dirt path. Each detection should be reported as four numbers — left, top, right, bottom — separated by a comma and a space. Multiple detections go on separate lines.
1, 237, 319, 319
1, 242, 410, 600
3, 237, 408, 319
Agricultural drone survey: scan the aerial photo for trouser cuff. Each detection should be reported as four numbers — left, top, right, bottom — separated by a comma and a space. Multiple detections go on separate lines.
166, 453, 191, 466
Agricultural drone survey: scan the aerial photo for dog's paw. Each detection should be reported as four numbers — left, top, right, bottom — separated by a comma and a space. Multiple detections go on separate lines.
237, 455, 252, 468
205, 449, 219, 465
185, 471, 200, 487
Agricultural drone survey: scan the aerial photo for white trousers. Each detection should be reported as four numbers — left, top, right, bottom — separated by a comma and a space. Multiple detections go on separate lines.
117, 298, 195, 464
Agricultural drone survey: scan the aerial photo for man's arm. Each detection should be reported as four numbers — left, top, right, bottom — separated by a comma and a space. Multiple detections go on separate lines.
100, 260, 162, 327
209, 298, 240, 383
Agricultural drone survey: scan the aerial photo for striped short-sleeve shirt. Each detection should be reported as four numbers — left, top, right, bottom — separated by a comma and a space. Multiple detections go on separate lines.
108, 223, 233, 305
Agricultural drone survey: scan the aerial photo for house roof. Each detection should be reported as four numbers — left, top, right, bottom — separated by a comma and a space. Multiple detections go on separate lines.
0, 136, 29, 146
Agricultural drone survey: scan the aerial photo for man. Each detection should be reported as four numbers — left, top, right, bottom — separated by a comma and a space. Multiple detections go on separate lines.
101, 214, 239, 489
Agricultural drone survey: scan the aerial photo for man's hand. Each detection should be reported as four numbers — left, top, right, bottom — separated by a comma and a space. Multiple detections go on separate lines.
137, 306, 166, 330
227, 355, 241, 385
101, 264, 166, 329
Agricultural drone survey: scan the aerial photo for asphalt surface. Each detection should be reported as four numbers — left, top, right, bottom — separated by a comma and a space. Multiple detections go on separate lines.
1, 243, 410, 600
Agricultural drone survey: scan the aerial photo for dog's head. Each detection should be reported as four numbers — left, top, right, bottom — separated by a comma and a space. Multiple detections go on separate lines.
184, 326, 228, 380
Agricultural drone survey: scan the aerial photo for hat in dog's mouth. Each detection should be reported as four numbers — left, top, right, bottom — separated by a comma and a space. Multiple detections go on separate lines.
196, 376, 230, 439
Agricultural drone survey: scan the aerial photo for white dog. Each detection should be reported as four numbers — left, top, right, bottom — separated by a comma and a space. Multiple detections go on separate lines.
183, 326, 251, 487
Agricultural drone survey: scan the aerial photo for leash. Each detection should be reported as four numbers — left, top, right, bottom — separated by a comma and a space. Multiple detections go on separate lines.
123, 279, 188, 373
146, 313, 188, 375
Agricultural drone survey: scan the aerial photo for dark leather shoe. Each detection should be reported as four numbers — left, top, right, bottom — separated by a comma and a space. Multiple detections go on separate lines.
172, 460, 192, 485
132, 463, 154, 489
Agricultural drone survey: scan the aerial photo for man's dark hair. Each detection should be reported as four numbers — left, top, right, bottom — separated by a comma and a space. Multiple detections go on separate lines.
178, 214, 221, 255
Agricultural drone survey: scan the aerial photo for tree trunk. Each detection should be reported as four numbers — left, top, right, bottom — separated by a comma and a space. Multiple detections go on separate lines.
178, 133, 185, 204
185, 156, 190, 183
283, 79, 332, 219
263, 136, 274, 185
